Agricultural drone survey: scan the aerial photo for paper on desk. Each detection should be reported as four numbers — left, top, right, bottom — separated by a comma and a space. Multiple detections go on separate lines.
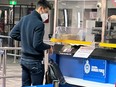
73, 46, 95, 58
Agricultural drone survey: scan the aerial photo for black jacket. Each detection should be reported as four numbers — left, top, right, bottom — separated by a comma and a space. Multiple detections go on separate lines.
9, 10, 50, 60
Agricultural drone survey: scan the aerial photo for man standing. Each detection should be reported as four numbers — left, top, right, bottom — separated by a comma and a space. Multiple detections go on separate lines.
9, 0, 53, 86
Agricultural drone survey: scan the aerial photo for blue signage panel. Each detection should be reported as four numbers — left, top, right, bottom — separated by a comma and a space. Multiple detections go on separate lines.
83, 58, 108, 83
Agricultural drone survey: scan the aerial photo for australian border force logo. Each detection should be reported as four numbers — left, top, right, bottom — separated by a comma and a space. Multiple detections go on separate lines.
84, 60, 90, 74
84, 60, 105, 76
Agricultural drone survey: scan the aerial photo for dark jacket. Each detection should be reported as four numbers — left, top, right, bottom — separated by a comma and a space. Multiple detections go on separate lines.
9, 10, 51, 60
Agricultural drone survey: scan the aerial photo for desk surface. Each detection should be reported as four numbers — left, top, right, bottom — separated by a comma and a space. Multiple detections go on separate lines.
53, 44, 116, 61
65, 76, 114, 87
90, 48, 116, 61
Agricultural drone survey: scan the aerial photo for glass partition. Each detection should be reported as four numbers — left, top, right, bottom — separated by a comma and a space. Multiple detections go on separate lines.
54, 0, 99, 41
106, 0, 116, 44
53, 0, 116, 48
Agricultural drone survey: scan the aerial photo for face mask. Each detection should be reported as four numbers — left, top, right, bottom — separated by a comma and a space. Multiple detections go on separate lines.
41, 13, 48, 22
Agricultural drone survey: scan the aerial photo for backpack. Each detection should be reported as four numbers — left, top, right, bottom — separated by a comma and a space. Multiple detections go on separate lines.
45, 59, 66, 84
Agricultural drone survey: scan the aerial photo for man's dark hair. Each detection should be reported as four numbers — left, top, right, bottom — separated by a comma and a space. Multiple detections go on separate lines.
36, 0, 51, 9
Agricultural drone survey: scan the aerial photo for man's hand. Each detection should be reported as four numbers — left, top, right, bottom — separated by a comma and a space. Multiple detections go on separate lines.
108, 15, 116, 21
48, 46, 53, 54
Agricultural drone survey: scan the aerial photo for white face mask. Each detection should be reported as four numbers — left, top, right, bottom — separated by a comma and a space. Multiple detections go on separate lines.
41, 13, 48, 22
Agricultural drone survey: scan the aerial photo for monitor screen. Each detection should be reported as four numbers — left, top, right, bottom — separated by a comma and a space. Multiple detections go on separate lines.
95, 21, 102, 27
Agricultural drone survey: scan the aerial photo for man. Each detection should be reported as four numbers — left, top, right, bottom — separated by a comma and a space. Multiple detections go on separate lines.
9, 0, 53, 86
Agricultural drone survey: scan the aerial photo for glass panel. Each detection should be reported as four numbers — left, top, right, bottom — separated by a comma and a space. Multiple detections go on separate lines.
54, 0, 86, 41
55, 27, 80, 40
53, 0, 116, 48
107, 0, 116, 44
84, 0, 99, 42
54, 0, 100, 42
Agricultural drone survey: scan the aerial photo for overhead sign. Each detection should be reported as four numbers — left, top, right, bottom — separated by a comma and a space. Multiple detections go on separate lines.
9, 1, 17, 5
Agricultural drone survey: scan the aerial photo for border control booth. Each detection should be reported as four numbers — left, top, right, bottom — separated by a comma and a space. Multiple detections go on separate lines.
50, 0, 116, 87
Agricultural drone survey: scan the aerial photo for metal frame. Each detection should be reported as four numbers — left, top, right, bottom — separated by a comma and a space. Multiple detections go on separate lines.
53, 0, 58, 35
0, 47, 21, 87
101, 0, 107, 42
0, 35, 20, 63
0, 4, 35, 33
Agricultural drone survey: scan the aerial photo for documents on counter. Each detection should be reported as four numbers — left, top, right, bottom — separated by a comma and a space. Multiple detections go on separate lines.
73, 46, 95, 58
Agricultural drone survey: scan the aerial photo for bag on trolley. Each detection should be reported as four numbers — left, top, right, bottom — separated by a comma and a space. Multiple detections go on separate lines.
43, 53, 83, 87
45, 59, 84, 87
45, 59, 66, 84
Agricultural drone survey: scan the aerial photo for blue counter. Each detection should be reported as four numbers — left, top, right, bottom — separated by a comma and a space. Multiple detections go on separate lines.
50, 54, 116, 84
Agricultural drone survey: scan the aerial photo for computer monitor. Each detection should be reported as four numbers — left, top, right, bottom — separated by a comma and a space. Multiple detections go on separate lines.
95, 21, 102, 27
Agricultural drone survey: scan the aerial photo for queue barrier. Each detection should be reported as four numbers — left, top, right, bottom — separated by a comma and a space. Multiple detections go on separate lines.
24, 84, 54, 87
0, 47, 21, 87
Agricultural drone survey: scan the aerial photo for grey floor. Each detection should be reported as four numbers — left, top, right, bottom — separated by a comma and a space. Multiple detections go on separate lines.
0, 56, 22, 87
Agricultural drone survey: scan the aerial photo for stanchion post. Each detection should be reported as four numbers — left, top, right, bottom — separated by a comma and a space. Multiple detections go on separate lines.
2, 49, 6, 87
43, 50, 49, 84
0, 54, 2, 70
0, 38, 2, 70
53, 80, 59, 87
13, 40, 17, 63
101, 0, 107, 42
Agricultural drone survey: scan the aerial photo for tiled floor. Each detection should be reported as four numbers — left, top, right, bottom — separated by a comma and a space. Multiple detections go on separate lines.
0, 56, 22, 87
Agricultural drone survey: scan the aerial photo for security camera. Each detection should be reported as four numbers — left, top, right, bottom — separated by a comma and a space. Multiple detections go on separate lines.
96, 2, 101, 9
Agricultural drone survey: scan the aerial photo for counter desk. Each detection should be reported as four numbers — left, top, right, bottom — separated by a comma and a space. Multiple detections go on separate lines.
51, 44, 116, 87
